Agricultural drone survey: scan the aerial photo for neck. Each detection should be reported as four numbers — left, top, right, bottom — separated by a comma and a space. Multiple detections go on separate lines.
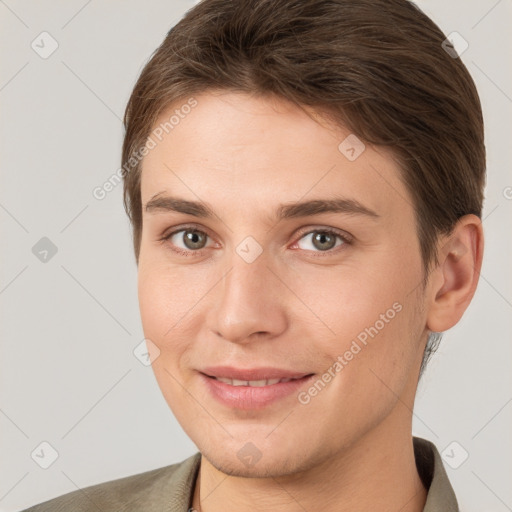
191, 410, 427, 512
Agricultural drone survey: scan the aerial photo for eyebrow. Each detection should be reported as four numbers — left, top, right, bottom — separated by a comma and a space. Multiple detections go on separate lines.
144, 194, 380, 221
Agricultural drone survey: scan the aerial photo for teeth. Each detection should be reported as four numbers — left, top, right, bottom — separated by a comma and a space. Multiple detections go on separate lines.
216, 377, 235, 384
214, 377, 300, 386
247, 379, 268, 387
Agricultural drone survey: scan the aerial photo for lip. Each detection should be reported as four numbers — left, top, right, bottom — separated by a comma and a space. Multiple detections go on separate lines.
201, 366, 312, 381
199, 367, 315, 410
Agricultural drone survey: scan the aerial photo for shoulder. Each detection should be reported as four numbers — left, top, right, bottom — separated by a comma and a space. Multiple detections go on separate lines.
21, 452, 201, 512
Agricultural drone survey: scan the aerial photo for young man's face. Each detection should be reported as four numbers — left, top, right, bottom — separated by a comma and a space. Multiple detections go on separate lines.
138, 91, 430, 477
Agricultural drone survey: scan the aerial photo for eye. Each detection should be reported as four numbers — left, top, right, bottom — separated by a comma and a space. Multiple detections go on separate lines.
160, 225, 351, 257
294, 228, 350, 253
161, 227, 214, 255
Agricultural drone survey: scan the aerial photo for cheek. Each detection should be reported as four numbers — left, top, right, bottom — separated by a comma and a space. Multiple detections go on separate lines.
137, 261, 208, 339
292, 260, 422, 383
138, 268, 191, 371
137, 265, 204, 410
291, 263, 405, 341
137, 261, 220, 387
138, 270, 173, 343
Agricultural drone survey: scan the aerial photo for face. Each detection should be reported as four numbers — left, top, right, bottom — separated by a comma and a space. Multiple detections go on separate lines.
138, 91, 430, 477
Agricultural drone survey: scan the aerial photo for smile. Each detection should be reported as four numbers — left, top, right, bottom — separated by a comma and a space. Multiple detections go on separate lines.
212, 376, 302, 387
200, 371, 315, 410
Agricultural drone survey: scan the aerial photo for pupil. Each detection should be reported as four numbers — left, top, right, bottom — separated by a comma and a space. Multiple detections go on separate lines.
313, 232, 335, 251
184, 230, 205, 249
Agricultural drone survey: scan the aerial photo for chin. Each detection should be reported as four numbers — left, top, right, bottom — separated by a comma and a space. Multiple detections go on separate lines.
204, 451, 297, 478
198, 438, 324, 480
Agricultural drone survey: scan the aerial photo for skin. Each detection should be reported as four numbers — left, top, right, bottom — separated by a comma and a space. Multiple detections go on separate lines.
137, 91, 483, 512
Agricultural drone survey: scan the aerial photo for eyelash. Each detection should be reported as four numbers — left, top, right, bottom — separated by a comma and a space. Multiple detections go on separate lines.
158, 224, 353, 258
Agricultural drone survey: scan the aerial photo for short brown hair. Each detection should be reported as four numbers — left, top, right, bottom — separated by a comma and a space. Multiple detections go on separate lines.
122, 0, 485, 373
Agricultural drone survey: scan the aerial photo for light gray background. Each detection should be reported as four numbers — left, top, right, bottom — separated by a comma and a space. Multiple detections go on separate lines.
1, 1, 511, 511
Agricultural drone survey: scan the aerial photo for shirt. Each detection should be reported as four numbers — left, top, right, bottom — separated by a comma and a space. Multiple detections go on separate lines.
21, 436, 458, 511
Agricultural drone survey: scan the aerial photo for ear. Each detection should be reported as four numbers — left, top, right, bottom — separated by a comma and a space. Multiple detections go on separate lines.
426, 214, 484, 333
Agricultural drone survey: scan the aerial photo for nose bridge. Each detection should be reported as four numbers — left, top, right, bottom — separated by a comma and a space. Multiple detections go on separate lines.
207, 249, 287, 343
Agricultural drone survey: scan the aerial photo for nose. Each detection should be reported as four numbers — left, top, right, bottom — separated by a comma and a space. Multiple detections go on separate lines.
206, 254, 289, 344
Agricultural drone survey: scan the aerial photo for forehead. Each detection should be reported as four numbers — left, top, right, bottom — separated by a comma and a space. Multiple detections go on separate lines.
140, 91, 411, 219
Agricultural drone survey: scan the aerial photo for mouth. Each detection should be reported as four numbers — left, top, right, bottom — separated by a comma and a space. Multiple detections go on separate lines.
208, 376, 306, 387
198, 367, 315, 410
200, 365, 312, 381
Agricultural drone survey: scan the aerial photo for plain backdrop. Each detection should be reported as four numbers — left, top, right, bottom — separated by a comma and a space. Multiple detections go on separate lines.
1, 1, 511, 511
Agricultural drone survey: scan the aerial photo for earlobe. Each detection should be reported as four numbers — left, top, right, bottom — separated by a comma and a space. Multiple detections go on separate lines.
426, 214, 484, 333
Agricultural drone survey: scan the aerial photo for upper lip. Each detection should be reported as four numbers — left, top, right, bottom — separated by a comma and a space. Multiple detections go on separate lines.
201, 366, 313, 381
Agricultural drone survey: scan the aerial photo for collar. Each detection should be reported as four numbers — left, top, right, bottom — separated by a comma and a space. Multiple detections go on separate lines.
414, 436, 459, 511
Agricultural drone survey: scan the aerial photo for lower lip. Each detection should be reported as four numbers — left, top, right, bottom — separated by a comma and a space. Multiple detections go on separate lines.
200, 373, 315, 410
